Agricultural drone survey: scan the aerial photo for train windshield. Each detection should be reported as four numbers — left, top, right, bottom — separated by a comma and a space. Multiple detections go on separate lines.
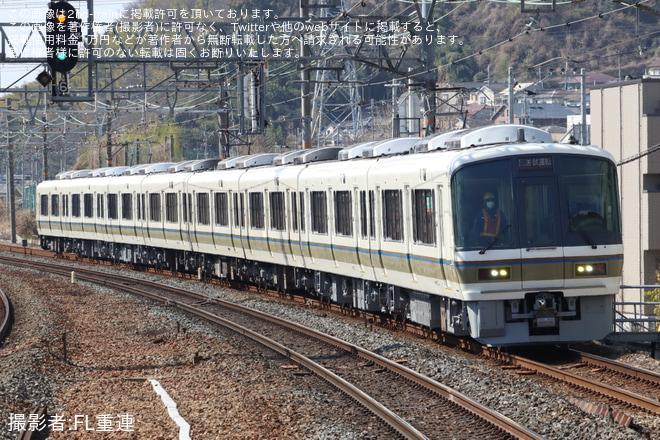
452, 155, 621, 251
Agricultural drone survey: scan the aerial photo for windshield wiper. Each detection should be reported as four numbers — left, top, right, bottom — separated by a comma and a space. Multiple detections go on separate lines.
479, 224, 511, 255
578, 227, 598, 249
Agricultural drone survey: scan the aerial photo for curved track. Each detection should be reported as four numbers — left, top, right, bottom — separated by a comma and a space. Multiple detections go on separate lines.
0, 285, 11, 344
484, 347, 660, 428
0, 253, 544, 440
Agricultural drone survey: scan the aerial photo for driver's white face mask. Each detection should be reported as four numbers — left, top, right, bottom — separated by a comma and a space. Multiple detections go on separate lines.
486, 201, 495, 209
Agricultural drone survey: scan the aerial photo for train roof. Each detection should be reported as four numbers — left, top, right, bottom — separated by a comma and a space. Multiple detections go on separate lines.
43, 125, 615, 183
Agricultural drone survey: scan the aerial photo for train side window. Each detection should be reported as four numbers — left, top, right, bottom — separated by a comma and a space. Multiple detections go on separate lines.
359, 191, 367, 238
311, 191, 327, 234
51, 194, 59, 216
214, 192, 229, 226
136, 194, 144, 221
197, 193, 210, 225
360, 190, 375, 239
107, 194, 118, 220
165, 193, 178, 223
182, 193, 188, 223
299, 192, 305, 232
72, 194, 81, 218
97, 194, 104, 218
412, 189, 436, 245
369, 190, 375, 238
149, 193, 161, 222
233, 193, 245, 228
270, 191, 285, 231
182, 193, 193, 224
249, 192, 265, 230
291, 192, 299, 232
334, 190, 352, 237
40, 195, 48, 217
291, 192, 305, 232
382, 189, 403, 241
83, 194, 93, 218
121, 193, 133, 220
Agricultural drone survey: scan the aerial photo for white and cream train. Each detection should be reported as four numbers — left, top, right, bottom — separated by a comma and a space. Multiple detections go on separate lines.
36, 125, 623, 345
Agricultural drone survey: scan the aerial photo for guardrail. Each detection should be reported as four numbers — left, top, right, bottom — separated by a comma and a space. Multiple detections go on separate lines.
616, 284, 660, 333
611, 285, 660, 358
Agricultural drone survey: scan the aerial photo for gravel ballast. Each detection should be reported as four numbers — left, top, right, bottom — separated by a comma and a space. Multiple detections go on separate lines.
0, 256, 658, 439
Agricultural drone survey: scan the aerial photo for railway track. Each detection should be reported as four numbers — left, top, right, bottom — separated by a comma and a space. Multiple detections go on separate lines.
0, 285, 11, 344
483, 347, 660, 429
0, 252, 544, 440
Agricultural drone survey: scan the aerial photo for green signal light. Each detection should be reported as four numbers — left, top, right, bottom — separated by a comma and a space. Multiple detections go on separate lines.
57, 52, 66, 61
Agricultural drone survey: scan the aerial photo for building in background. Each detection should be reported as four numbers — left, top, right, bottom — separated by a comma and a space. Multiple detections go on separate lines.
591, 78, 660, 311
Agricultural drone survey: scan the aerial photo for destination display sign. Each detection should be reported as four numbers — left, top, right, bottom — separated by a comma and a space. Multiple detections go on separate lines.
517, 156, 553, 171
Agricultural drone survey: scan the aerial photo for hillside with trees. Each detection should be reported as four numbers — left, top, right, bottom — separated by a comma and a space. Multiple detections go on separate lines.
7, 0, 660, 177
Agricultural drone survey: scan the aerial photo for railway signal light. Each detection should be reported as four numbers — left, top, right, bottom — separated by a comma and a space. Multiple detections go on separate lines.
46, 1, 81, 73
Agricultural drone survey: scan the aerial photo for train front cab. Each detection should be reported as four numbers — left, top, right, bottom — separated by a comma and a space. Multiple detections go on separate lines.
451, 148, 623, 345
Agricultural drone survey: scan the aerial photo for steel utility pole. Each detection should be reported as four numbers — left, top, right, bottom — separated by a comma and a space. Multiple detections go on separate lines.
300, 0, 313, 148
6, 99, 16, 243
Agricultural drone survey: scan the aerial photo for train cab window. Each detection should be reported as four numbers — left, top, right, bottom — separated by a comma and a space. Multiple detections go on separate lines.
97, 194, 104, 218
249, 192, 265, 229
165, 193, 178, 223
214, 192, 229, 226
107, 194, 118, 220
269, 192, 285, 231
40, 195, 48, 216
412, 189, 435, 245
51, 195, 59, 216
121, 193, 133, 220
83, 194, 93, 218
149, 193, 161, 222
382, 189, 403, 241
452, 159, 514, 250
72, 194, 81, 218
561, 156, 621, 244
334, 190, 352, 237
197, 193, 210, 225
311, 191, 328, 234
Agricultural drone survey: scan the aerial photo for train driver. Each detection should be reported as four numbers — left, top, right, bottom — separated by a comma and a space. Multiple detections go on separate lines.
470, 192, 509, 246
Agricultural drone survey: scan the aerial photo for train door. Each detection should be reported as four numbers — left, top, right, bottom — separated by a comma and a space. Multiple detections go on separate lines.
516, 176, 564, 289
286, 190, 306, 265
370, 186, 385, 275
181, 190, 193, 248
408, 186, 443, 283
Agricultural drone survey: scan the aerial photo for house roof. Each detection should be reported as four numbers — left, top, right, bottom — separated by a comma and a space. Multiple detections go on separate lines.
566, 72, 616, 84
648, 58, 660, 68
513, 102, 579, 119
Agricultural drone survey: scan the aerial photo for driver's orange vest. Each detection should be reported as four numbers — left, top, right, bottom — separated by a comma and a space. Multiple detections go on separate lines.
480, 209, 501, 237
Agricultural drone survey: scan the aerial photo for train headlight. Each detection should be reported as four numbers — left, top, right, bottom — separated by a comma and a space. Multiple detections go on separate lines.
478, 267, 511, 281
574, 263, 607, 276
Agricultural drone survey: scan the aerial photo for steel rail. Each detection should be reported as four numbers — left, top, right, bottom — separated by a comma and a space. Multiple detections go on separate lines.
0, 256, 425, 439
0, 286, 12, 343
572, 350, 660, 386
0, 254, 545, 440
485, 348, 660, 415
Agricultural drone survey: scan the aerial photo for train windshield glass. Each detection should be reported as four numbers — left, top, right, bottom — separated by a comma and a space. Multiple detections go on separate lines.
452, 159, 516, 250
452, 155, 622, 251
560, 156, 621, 244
